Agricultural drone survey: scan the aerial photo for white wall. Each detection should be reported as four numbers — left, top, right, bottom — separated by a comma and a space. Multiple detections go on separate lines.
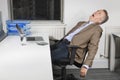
1, 0, 120, 28
0, 0, 120, 68
64, 0, 120, 29
0, 0, 9, 31
1, 0, 120, 30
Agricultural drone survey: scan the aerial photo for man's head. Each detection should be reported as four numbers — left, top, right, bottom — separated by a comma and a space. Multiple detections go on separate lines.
89, 9, 109, 24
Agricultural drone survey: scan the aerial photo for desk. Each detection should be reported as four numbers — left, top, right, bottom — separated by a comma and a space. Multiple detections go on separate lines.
0, 34, 53, 80
110, 33, 120, 71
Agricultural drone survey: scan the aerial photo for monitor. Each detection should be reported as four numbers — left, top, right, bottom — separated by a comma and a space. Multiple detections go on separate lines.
0, 12, 3, 33
0, 11, 7, 42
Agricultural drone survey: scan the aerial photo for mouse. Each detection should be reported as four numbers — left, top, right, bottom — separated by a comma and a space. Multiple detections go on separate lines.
36, 42, 48, 46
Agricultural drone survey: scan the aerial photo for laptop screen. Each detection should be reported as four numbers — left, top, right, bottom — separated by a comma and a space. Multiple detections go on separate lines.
16, 24, 24, 36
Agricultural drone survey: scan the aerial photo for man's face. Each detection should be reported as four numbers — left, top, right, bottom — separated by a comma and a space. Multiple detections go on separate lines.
89, 10, 106, 24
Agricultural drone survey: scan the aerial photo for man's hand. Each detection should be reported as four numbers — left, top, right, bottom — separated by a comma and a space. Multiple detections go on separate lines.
80, 67, 88, 77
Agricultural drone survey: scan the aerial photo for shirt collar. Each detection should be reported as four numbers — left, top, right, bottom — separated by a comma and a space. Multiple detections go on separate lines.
88, 21, 94, 24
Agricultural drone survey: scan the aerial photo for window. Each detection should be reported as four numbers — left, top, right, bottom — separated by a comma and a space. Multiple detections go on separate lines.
10, 0, 62, 21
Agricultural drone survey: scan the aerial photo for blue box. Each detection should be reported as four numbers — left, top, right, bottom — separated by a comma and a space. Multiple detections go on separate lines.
6, 20, 31, 35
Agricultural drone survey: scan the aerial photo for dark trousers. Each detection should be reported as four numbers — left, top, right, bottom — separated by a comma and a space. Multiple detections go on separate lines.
50, 39, 70, 62
50, 39, 83, 68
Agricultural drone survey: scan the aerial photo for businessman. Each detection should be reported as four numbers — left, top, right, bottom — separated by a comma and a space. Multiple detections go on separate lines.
51, 9, 109, 77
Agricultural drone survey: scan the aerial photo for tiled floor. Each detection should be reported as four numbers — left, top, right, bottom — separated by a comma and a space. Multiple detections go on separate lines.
53, 68, 120, 80
68, 69, 120, 80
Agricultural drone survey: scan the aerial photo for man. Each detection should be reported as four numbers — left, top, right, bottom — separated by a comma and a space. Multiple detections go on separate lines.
51, 9, 109, 77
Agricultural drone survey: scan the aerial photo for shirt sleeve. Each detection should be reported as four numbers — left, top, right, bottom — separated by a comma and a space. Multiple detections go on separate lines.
82, 64, 89, 69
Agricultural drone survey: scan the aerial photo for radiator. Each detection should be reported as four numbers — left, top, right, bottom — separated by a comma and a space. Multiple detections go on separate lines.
31, 26, 65, 40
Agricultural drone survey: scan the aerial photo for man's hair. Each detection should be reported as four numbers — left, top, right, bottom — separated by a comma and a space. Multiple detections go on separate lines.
101, 9, 109, 24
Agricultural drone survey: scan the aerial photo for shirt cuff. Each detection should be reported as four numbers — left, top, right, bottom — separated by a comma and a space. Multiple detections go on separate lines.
82, 65, 89, 69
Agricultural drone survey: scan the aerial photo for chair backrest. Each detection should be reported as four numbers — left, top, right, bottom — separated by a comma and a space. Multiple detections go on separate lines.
67, 45, 80, 65
81, 47, 88, 64
68, 45, 88, 65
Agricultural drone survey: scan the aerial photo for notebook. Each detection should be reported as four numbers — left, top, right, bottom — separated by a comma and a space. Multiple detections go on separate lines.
16, 24, 44, 42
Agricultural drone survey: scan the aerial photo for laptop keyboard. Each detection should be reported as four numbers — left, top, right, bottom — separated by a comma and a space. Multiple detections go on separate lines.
26, 36, 44, 41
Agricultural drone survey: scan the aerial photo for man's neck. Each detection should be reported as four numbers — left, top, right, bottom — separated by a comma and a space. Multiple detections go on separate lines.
88, 20, 100, 25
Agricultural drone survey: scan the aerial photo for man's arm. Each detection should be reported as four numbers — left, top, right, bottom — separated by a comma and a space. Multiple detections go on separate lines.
80, 28, 102, 77
84, 29, 102, 66
80, 64, 89, 77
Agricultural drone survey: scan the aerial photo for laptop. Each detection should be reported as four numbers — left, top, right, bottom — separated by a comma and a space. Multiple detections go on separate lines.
16, 24, 44, 42
0, 11, 7, 42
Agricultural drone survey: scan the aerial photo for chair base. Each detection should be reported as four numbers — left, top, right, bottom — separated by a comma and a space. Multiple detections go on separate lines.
54, 74, 79, 80
53, 66, 79, 80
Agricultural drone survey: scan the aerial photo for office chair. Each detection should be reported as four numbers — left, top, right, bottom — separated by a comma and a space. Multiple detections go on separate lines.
50, 39, 88, 80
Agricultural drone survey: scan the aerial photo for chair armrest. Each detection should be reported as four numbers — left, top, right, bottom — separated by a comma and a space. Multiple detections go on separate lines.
67, 45, 80, 65
67, 45, 80, 49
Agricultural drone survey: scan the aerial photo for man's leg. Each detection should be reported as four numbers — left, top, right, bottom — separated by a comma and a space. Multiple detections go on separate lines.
51, 41, 69, 62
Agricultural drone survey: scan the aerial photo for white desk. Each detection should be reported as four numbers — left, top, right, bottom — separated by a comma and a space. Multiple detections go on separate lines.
0, 34, 53, 80
110, 33, 120, 71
